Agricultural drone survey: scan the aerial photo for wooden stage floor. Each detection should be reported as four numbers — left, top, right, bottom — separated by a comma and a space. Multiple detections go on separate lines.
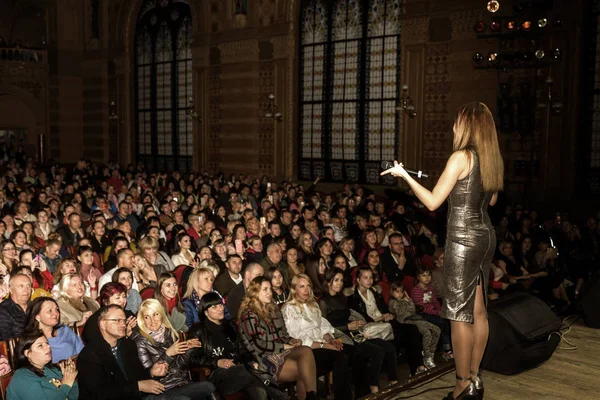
377, 319, 600, 400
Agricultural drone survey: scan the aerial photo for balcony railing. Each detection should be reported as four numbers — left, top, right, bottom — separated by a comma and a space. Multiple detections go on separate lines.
0, 47, 46, 63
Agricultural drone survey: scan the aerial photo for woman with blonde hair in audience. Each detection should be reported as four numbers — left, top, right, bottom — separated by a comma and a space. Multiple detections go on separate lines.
182, 267, 229, 328
55, 273, 100, 328
282, 274, 353, 399
285, 247, 304, 280
138, 235, 176, 272
238, 276, 318, 400
338, 236, 358, 268
134, 299, 215, 399
153, 272, 188, 332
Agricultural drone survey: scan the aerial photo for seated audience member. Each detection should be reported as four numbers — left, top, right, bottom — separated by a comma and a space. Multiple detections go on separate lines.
188, 291, 288, 400
260, 243, 290, 284
38, 238, 62, 274
304, 256, 327, 298
285, 247, 304, 280
153, 272, 188, 332
139, 236, 176, 272
319, 268, 398, 395
19, 249, 53, 291
7, 329, 79, 399
83, 282, 137, 344
170, 232, 197, 267
348, 267, 426, 376
410, 268, 453, 360
134, 299, 215, 399
24, 297, 84, 363
78, 305, 172, 399
282, 274, 352, 399
55, 273, 100, 328
0, 273, 32, 340
213, 254, 243, 297
226, 262, 264, 319
112, 267, 143, 315
77, 245, 103, 289
238, 277, 318, 400
266, 267, 289, 305
182, 267, 229, 329
381, 233, 416, 283
98, 248, 139, 292
388, 281, 441, 369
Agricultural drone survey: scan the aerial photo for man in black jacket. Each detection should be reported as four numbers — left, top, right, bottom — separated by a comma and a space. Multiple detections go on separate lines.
0, 274, 31, 341
77, 305, 166, 399
381, 233, 416, 283
226, 263, 264, 320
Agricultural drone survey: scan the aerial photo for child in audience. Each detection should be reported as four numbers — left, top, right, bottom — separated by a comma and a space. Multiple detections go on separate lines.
389, 281, 441, 369
410, 267, 454, 360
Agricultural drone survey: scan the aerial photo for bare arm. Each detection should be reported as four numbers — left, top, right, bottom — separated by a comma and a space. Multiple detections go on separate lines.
381, 152, 467, 211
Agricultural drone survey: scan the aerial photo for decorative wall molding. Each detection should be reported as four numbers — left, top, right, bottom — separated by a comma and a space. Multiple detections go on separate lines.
217, 39, 260, 64
401, 16, 429, 45
271, 35, 294, 59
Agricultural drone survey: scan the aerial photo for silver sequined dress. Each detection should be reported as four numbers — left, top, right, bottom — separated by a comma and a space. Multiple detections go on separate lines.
441, 151, 495, 323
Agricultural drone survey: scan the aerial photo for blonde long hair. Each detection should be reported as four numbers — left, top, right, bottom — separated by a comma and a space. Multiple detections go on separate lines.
136, 298, 179, 344
284, 274, 319, 312
238, 276, 275, 322
452, 102, 504, 192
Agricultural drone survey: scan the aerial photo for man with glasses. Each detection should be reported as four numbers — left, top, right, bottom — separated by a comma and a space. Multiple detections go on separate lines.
78, 305, 168, 399
0, 273, 32, 340
382, 232, 417, 283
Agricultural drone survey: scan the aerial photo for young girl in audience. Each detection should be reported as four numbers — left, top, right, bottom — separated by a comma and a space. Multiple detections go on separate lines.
410, 267, 453, 360
266, 267, 289, 305
388, 281, 441, 369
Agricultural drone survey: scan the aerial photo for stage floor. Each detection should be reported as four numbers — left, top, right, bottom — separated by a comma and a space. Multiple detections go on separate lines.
387, 319, 600, 400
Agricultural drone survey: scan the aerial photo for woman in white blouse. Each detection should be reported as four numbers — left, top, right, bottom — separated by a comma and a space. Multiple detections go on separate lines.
171, 232, 197, 267
281, 274, 353, 399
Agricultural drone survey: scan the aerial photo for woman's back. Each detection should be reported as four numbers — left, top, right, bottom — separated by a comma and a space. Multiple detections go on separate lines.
447, 151, 493, 232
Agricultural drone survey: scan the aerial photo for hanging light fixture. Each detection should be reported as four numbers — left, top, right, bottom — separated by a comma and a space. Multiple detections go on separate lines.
473, 52, 484, 65
535, 50, 545, 59
488, 52, 499, 63
538, 18, 548, 28
490, 20, 501, 32
487, 0, 500, 13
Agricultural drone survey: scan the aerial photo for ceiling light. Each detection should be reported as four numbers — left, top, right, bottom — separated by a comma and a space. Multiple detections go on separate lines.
474, 21, 486, 33
487, 0, 500, 13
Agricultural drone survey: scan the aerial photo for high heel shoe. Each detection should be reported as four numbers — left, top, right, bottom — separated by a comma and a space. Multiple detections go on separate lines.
470, 370, 484, 399
443, 375, 479, 400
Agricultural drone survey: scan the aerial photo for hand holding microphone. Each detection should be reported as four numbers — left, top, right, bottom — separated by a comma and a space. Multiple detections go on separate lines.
380, 161, 428, 179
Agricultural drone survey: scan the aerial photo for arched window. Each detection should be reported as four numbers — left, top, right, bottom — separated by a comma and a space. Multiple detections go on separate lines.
299, 0, 401, 184
135, 0, 193, 172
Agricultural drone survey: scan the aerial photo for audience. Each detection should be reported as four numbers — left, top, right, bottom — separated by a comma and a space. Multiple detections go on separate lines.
0, 273, 31, 340
7, 329, 79, 399
134, 299, 215, 399
0, 159, 595, 399
23, 297, 83, 363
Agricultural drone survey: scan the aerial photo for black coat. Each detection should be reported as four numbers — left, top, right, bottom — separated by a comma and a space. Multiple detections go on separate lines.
77, 335, 149, 400
0, 297, 29, 341
187, 319, 254, 371
133, 328, 191, 390
346, 287, 389, 323
381, 247, 416, 283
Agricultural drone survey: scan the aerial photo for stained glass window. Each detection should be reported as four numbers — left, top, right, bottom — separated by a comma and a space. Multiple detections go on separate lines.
299, 0, 401, 184
135, 0, 193, 173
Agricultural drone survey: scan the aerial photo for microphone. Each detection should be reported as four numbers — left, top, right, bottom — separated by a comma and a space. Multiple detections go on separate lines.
381, 161, 429, 178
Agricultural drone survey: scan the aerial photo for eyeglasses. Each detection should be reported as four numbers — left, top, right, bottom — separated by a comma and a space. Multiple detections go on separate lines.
104, 318, 127, 325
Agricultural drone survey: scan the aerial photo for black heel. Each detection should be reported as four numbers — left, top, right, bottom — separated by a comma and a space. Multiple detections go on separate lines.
471, 370, 484, 399
443, 375, 479, 400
